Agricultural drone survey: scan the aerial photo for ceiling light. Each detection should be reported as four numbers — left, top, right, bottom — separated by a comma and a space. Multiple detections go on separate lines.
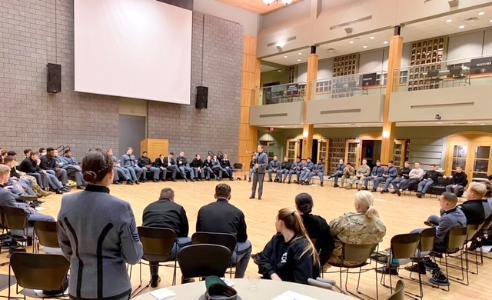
262, 0, 275, 4
383, 41, 389, 44
297, 59, 301, 62
276, 40, 286, 48
478, 12, 485, 16
459, 25, 465, 29
362, 45, 368, 49
281, 0, 293, 4
490, 19, 492, 22
467, 121, 474, 124
283, 55, 288, 58
298, 52, 302, 55
446, 19, 453, 23
349, 40, 354, 44
480, 123, 486, 126
369, 36, 375, 40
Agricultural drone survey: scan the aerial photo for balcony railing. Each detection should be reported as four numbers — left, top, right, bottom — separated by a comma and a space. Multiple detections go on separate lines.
393, 55, 492, 92
261, 82, 307, 105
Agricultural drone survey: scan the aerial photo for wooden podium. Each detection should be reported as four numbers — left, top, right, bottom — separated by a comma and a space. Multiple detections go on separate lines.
140, 139, 169, 160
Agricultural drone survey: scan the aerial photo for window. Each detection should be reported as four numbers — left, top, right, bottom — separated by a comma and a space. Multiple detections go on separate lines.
451, 145, 467, 173
473, 146, 491, 178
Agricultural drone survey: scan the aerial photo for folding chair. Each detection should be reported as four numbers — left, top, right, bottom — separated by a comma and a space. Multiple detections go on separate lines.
387, 280, 405, 300
191, 232, 236, 278
177, 244, 230, 283
407, 227, 436, 299
33, 221, 59, 253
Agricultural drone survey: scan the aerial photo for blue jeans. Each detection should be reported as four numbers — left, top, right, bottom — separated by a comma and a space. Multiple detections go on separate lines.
287, 170, 299, 182
310, 171, 324, 182
143, 166, 160, 181
179, 166, 195, 180
417, 179, 434, 195
149, 237, 192, 277
383, 177, 397, 191
333, 171, 343, 185
232, 241, 252, 278
300, 170, 311, 181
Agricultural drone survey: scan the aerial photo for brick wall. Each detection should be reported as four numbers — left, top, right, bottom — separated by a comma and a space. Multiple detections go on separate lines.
0, 1, 242, 161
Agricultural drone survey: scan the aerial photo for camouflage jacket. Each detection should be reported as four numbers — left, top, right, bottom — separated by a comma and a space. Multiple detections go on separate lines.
329, 212, 386, 245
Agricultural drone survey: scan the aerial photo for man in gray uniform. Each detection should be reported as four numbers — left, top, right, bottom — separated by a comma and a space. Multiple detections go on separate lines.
250, 145, 268, 200
121, 147, 143, 184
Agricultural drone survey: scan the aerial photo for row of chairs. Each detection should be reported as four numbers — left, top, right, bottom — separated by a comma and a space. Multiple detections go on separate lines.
324, 214, 492, 300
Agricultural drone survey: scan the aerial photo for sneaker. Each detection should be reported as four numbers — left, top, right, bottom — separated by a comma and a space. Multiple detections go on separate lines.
405, 262, 426, 275
429, 269, 449, 286
376, 266, 398, 275
333, 184, 339, 188
416, 192, 422, 198
397, 189, 401, 196
423, 257, 439, 270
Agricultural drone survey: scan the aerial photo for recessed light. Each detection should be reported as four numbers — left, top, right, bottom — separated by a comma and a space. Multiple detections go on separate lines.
459, 25, 465, 29
369, 36, 375, 40
349, 40, 354, 44
490, 19, 492, 23
480, 123, 486, 126
283, 55, 288, 58
446, 19, 453, 23
362, 45, 368, 49
467, 121, 474, 124
383, 41, 389, 45
298, 52, 302, 55
297, 59, 301, 62
478, 12, 485, 16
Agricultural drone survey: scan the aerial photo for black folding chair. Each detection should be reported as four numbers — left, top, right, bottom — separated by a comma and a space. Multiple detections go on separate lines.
177, 244, 231, 283
192, 232, 237, 278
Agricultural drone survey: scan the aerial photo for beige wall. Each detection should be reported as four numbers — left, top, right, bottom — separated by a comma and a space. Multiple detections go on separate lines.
250, 101, 304, 126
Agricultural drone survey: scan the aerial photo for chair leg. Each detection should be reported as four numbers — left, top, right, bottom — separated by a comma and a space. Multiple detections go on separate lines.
172, 259, 177, 286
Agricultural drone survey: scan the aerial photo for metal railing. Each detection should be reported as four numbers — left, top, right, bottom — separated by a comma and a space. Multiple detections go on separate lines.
260, 82, 307, 105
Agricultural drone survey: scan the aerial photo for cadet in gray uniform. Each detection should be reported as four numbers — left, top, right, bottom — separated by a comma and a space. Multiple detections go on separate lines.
267, 155, 280, 182
250, 145, 268, 200
57, 151, 143, 300
121, 147, 143, 184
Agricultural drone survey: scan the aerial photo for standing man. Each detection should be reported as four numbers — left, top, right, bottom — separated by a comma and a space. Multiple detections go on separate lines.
250, 145, 268, 200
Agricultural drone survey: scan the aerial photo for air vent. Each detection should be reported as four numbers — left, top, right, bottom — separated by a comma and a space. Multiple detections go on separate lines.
326, 48, 336, 53
267, 36, 297, 47
330, 16, 372, 30
464, 17, 479, 22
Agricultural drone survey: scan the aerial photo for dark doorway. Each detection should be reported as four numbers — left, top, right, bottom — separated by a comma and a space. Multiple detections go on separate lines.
118, 115, 146, 157
311, 140, 319, 163
361, 140, 382, 168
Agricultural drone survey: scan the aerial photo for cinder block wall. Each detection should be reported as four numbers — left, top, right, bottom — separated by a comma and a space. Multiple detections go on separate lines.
0, 1, 242, 161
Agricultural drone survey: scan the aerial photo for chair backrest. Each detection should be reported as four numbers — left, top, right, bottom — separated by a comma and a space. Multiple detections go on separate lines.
466, 224, 480, 241
419, 227, 436, 252
342, 243, 378, 263
34, 221, 59, 248
10, 253, 69, 291
138, 226, 177, 262
2, 206, 28, 230
178, 244, 231, 279
387, 280, 405, 300
447, 227, 467, 253
192, 232, 237, 253
390, 233, 420, 259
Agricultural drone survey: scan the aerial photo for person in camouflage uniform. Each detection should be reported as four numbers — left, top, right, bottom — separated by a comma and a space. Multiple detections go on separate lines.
351, 159, 371, 189
340, 163, 355, 188
328, 191, 386, 267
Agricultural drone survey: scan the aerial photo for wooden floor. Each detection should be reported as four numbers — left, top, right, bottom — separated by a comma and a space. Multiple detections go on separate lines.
1, 179, 491, 299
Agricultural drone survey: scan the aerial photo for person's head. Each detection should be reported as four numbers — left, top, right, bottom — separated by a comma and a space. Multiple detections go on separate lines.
142, 151, 148, 157
64, 149, 72, 157
375, 160, 381, 166
275, 208, 319, 264
53, 149, 59, 157
388, 161, 393, 167
107, 148, 113, 156
465, 182, 487, 200
257, 145, 264, 153
7, 151, 16, 158
0, 164, 11, 185
39, 148, 46, 156
213, 155, 218, 160
307, 157, 311, 163
24, 149, 32, 157
82, 151, 114, 186
455, 166, 463, 173
354, 191, 379, 219
296, 157, 301, 162
159, 188, 175, 202
362, 159, 367, 165
215, 183, 231, 201
414, 162, 421, 169
430, 165, 437, 171
295, 193, 313, 215
94, 148, 103, 152
179, 151, 184, 157
196, 154, 201, 160
207, 155, 211, 160
46, 147, 55, 157
439, 192, 459, 211
404, 161, 410, 168
283, 156, 288, 162
30, 152, 39, 161
223, 154, 228, 159
3, 156, 15, 168
346, 162, 352, 167
339, 159, 344, 164
273, 155, 277, 161
169, 152, 174, 158
126, 147, 133, 155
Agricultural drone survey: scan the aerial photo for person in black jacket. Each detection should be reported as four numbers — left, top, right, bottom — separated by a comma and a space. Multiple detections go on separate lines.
153, 154, 168, 181
40, 148, 68, 190
190, 154, 204, 180
163, 153, 178, 181
416, 165, 442, 198
295, 193, 334, 267
202, 156, 216, 180
18, 152, 59, 193
138, 151, 160, 182
196, 184, 251, 278
445, 167, 468, 196
390, 161, 411, 196
254, 208, 320, 284
459, 182, 488, 225
177, 152, 194, 182
142, 188, 191, 287
220, 154, 234, 180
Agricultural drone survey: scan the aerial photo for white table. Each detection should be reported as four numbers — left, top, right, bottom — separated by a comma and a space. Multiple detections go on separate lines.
134, 278, 354, 300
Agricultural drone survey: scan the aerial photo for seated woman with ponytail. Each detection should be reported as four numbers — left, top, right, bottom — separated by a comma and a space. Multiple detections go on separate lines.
253, 208, 320, 284
328, 191, 386, 267
57, 151, 143, 300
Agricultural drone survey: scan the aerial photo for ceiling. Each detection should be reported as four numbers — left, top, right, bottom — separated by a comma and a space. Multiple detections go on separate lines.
218, 0, 302, 15
260, 4, 492, 69
257, 121, 492, 129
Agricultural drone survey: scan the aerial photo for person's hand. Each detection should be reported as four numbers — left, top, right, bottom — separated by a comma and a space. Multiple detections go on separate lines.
270, 273, 282, 281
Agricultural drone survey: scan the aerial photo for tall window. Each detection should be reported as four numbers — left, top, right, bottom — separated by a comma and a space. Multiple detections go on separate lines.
473, 146, 491, 179
451, 145, 467, 173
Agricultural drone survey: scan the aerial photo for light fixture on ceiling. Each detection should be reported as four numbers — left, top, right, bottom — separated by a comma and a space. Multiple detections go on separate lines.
490, 19, 492, 22
369, 36, 375, 40
446, 19, 453, 23
297, 59, 301, 62
263, 0, 275, 4
262, 0, 293, 5
298, 52, 302, 55
383, 41, 388, 44
362, 45, 368, 49
349, 40, 354, 44
459, 25, 465, 29
276, 40, 286, 51
478, 11, 485, 16
283, 55, 288, 58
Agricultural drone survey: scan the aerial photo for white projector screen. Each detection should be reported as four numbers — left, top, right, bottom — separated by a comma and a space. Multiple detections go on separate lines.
74, 0, 192, 104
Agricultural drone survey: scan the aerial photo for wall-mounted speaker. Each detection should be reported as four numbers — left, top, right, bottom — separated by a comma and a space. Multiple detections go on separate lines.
196, 86, 208, 109
47, 63, 61, 93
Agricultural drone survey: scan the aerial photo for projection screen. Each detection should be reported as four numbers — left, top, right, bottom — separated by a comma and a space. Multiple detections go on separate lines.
74, 0, 192, 104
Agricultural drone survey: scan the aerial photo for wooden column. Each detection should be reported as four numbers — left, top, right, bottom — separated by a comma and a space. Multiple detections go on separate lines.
380, 28, 403, 164
302, 46, 318, 158
238, 36, 260, 171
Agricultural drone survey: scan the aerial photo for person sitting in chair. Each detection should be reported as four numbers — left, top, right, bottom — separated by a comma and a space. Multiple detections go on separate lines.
416, 165, 442, 198
331, 159, 345, 188
381, 161, 398, 194
349, 159, 370, 189
309, 159, 326, 187
138, 151, 160, 182
58, 149, 86, 189
362, 160, 384, 191
340, 163, 355, 188
279, 157, 291, 184
268, 156, 280, 182
221, 154, 234, 181
190, 154, 204, 180
445, 167, 468, 196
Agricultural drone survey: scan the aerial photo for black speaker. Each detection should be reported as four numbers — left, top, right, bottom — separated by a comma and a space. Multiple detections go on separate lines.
196, 86, 208, 109
47, 63, 61, 93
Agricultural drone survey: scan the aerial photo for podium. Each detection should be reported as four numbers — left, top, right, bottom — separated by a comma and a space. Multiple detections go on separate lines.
140, 139, 169, 160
